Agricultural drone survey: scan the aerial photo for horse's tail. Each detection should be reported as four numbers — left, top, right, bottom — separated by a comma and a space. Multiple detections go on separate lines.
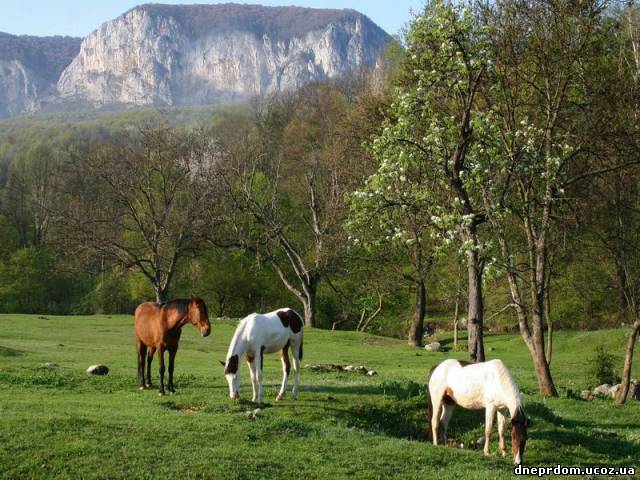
425, 364, 438, 441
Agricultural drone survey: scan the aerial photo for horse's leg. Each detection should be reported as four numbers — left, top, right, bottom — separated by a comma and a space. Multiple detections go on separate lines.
276, 344, 291, 401
291, 338, 301, 400
146, 347, 155, 388
247, 359, 258, 402
497, 410, 507, 457
157, 346, 166, 396
136, 339, 147, 389
440, 403, 455, 445
484, 405, 496, 456
167, 347, 177, 394
255, 346, 264, 406
431, 397, 443, 446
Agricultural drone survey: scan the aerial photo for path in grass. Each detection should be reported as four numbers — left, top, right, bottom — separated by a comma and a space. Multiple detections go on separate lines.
0, 314, 639, 479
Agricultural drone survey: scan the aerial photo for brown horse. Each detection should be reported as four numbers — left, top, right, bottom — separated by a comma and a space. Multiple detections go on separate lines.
134, 296, 211, 395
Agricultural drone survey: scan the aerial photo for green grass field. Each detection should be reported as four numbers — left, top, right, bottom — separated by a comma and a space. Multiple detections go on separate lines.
0, 314, 639, 479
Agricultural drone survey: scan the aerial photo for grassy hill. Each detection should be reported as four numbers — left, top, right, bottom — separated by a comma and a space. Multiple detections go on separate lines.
0, 314, 638, 479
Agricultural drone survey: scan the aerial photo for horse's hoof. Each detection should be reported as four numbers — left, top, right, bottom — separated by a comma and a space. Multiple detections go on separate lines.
483, 451, 491, 457
158, 391, 165, 396
139, 386, 145, 390
275, 394, 284, 402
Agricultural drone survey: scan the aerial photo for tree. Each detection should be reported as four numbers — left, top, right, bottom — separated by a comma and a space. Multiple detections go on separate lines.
482, 0, 617, 396
364, 0, 493, 360
348, 129, 437, 347
215, 86, 359, 327
55, 121, 215, 303
1, 142, 57, 248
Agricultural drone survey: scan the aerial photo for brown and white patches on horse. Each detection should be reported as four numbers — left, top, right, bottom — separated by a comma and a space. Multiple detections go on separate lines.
224, 354, 239, 375
280, 340, 291, 374
246, 352, 255, 364
443, 387, 456, 405
276, 309, 303, 333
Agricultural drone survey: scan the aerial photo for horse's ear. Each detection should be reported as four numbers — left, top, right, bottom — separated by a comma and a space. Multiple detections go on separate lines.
191, 294, 196, 302
526, 417, 531, 428
219, 360, 226, 367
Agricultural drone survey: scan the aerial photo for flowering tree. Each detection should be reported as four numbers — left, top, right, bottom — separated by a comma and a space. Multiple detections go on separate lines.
481, 0, 612, 396
348, 145, 437, 347
355, 0, 494, 360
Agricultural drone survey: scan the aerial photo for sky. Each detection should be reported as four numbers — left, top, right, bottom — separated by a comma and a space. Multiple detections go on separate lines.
0, 0, 425, 38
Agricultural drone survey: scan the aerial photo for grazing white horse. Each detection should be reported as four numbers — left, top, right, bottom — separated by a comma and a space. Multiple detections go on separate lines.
428, 359, 530, 465
220, 308, 303, 405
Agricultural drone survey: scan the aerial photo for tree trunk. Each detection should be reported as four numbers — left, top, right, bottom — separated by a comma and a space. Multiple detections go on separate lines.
545, 272, 553, 365
617, 263, 630, 321
531, 335, 558, 396
616, 319, 640, 404
467, 248, 485, 363
453, 292, 460, 350
155, 286, 168, 304
407, 276, 426, 347
301, 280, 318, 328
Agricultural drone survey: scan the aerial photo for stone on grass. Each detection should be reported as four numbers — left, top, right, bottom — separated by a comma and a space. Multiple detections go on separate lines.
424, 342, 441, 352
580, 390, 594, 401
42, 362, 58, 369
86, 364, 109, 376
593, 384, 612, 398
246, 408, 262, 419
609, 384, 622, 399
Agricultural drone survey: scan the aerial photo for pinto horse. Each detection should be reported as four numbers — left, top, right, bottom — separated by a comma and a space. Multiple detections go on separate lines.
428, 359, 530, 465
135, 296, 210, 395
220, 308, 303, 405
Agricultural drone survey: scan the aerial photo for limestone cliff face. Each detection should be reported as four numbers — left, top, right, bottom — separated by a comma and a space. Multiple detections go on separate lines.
57, 3, 391, 108
0, 33, 81, 117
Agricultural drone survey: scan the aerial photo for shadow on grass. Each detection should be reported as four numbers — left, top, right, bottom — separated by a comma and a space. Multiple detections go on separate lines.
0, 345, 24, 357
527, 402, 640, 465
300, 384, 383, 396
339, 401, 428, 440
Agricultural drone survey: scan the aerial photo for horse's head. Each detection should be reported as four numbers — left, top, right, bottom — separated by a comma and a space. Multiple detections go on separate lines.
189, 296, 211, 337
511, 407, 530, 465
219, 355, 239, 399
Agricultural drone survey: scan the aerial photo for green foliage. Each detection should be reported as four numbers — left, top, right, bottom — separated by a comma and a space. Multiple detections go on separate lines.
0, 316, 639, 478
0, 247, 90, 314
589, 345, 621, 386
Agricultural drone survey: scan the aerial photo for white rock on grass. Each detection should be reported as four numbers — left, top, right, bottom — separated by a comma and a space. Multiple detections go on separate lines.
580, 390, 594, 401
42, 362, 58, 369
425, 342, 441, 352
86, 364, 109, 376
609, 384, 622, 399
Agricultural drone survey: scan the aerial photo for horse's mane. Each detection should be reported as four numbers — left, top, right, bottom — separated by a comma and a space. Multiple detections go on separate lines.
161, 298, 208, 318
512, 405, 527, 424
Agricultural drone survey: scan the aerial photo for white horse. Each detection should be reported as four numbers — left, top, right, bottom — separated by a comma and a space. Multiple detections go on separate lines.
428, 359, 530, 465
220, 308, 303, 405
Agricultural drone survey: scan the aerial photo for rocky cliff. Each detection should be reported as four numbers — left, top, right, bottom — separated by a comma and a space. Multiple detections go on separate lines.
0, 33, 81, 116
54, 3, 390, 110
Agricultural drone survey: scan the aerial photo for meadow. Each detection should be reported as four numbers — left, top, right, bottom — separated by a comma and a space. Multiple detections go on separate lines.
0, 314, 639, 479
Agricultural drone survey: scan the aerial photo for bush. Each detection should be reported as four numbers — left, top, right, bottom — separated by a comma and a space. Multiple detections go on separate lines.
589, 345, 620, 385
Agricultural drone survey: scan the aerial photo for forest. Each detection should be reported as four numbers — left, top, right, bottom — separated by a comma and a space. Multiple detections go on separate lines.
0, 0, 639, 401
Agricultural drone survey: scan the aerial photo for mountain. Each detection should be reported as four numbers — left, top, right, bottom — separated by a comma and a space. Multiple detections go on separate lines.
0, 33, 81, 116
0, 3, 391, 117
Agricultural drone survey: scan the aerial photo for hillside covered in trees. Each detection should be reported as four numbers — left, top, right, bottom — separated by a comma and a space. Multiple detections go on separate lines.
1, 0, 639, 400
